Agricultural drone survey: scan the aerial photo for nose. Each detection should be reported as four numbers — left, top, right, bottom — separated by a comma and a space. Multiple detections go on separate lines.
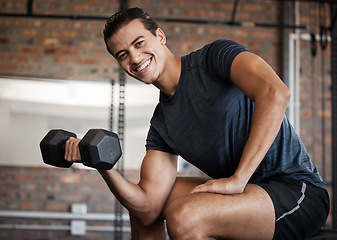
129, 49, 141, 64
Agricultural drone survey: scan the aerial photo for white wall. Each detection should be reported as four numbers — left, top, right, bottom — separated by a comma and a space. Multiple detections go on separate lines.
0, 77, 159, 170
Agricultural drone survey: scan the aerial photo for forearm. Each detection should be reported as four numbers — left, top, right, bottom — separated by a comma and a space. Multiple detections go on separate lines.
98, 169, 154, 222
234, 87, 290, 184
97, 151, 178, 226
63, 135, 173, 225
230, 51, 291, 185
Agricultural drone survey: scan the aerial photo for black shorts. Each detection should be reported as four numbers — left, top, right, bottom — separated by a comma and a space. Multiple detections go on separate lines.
257, 177, 330, 240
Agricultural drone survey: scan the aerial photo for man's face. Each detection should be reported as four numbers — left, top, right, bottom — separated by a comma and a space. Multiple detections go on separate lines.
106, 19, 167, 85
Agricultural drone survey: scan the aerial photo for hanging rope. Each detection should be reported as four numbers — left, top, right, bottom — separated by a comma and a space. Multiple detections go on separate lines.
109, 80, 115, 132
113, 66, 126, 240
114, 2, 128, 238
117, 67, 125, 177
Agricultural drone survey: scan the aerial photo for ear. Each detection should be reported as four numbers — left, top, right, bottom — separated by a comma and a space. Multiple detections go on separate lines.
156, 28, 166, 45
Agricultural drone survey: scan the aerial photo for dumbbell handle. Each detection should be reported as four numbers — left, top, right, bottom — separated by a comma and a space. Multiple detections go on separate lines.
40, 129, 97, 168
40, 129, 77, 168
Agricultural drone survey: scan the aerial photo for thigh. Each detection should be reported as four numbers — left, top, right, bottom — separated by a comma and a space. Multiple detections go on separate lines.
163, 179, 275, 240
160, 176, 210, 217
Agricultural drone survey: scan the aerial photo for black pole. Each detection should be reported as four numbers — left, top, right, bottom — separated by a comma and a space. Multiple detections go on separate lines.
27, 0, 33, 16
120, 0, 129, 11
229, 0, 240, 25
330, 1, 337, 229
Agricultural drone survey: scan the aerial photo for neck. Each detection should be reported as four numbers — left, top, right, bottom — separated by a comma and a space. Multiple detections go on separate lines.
153, 54, 181, 98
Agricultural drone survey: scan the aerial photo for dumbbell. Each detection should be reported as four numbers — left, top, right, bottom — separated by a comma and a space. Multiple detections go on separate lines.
40, 129, 122, 170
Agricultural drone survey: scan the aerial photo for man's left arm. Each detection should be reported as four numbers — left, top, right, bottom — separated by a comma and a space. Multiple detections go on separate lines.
192, 51, 290, 194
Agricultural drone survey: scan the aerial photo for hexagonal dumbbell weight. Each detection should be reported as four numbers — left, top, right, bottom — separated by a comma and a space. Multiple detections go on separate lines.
40, 129, 77, 168
40, 129, 122, 170
79, 129, 122, 170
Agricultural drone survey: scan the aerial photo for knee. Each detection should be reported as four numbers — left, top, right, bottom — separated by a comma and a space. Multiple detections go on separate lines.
166, 203, 186, 237
165, 200, 202, 239
129, 213, 167, 240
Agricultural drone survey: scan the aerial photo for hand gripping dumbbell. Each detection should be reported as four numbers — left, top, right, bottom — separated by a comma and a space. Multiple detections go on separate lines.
40, 129, 122, 170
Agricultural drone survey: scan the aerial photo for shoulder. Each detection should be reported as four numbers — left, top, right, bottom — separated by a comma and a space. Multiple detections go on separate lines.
189, 39, 249, 82
184, 39, 249, 67
205, 39, 249, 61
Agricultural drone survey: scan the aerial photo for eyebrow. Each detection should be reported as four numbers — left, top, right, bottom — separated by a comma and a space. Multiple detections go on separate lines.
115, 36, 144, 59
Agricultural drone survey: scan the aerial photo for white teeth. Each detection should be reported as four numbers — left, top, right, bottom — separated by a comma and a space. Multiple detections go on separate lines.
137, 58, 151, 71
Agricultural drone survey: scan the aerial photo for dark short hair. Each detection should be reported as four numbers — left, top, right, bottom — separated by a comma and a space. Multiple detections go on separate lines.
103, 7, 159, 56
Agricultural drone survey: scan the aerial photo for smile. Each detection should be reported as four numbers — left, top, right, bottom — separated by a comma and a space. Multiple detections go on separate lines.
136, 58, 152, 72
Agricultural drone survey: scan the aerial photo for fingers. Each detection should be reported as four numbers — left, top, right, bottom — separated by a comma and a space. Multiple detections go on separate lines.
191, 180, 215, 194
191, 178, 246, 195
65, 137, 82, 163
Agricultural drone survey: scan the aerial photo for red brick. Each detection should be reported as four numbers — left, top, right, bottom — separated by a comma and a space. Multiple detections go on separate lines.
20, 29, 39, 37
0, 64, 18, 72
20, 202, 41, 211
12, 172, 34, 181
249, 40, 265, 46
44, 47, 80, 56
59, 174, 80, 183
9, 56, 29, 63
54, 57, 69, 64
184, 9, 207, 18
209, 28, 228, 36
0, 38, 10, 44
27, 167, 47, 173
20, 47, 40, 54
73, 58, 98, 65
37, 38, 59, 46
0, 192, 8, 198
59, 192, 84, 202
46, 183, 62, 191
60, 40, 73, 46
252, 30, 274, 39
71, 4, 90, 12
78, 41, 98, 48
85, 0, 105, 3
45, 202, 68, 212
59, 30, 78, 38
236, 12, 251, 21
91, 49, 109, 57
0, 182, 18, 190
43, 29, 78, 38
20, 65, 36, 71
101, 58, 114, 65
242, 4, 264, 12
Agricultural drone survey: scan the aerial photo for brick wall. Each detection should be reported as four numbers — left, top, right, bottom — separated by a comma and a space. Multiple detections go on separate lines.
0, 166, 137, 239
0, 0, 333, 239
0, 0, 283, 80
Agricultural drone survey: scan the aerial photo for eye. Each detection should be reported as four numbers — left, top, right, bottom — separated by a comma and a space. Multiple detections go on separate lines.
117, 52, 128, 61
135, 40, 144, 47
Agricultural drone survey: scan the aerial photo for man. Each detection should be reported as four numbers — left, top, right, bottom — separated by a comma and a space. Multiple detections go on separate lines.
65, 7, 329, 239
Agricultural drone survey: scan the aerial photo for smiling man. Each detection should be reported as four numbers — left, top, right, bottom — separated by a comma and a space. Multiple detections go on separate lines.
105, 16, 181, 96
65, 7, 329, 240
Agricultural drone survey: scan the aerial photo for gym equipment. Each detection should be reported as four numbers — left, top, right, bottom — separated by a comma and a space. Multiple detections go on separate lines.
114, 68, 126, 239
40, 129, 122, 170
